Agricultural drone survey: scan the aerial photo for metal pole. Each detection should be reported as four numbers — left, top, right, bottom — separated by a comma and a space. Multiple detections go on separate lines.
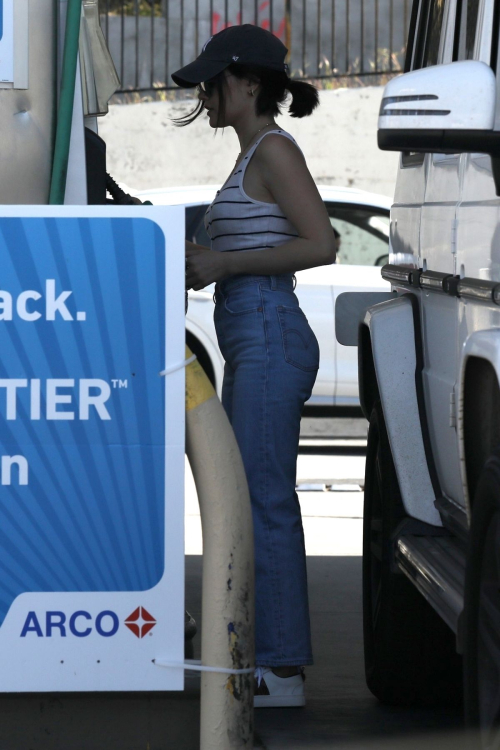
285, 0, 291, 63
345, 0, 349, 73
185, 350, 255, 750
135, 0, 139, 90
317, 0, 321, 77
302, 0, 306, 74
331, 0, 335, 74
360, 0, 364, 73
120, 0, 124, 88
195, 0, 199, 52
389, 0, 393, 71
165, 0, 169, 89
150, 0, 155, 89
270, 0, 273, 33
375, 0, 378, 72
180, 0, 184, 66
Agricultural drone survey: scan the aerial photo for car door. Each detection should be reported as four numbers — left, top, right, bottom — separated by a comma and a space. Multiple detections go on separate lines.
418, 0, 478, 506
327, 203, 391, 406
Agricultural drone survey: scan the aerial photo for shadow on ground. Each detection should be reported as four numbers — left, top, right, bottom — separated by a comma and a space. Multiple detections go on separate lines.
252, 556, 463, 749
0, 556, 464, 750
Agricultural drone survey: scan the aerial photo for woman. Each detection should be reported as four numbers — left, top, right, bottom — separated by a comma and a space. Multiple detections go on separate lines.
172, 24, 336, 708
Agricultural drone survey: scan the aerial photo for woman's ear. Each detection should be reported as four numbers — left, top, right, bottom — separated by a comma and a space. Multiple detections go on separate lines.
246, 76, 260, 88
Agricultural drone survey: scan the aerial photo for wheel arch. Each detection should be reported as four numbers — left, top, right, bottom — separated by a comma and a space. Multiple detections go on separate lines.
363, 294, 441, 526
359, 322, 379, 420
459, 333, 500, 518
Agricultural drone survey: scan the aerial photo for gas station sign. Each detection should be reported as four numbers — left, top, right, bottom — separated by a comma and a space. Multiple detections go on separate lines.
0, 0, 14, 83
0, 206, 185, 691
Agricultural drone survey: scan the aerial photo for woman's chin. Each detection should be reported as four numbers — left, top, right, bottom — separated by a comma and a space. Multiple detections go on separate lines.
206, 111, 224, 128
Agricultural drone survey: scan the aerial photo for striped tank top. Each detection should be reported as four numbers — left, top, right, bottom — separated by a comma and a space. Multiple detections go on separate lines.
204, 129, 300, 253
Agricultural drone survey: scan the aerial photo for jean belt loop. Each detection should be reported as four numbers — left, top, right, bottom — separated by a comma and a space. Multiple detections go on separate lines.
270, 275, 278, 291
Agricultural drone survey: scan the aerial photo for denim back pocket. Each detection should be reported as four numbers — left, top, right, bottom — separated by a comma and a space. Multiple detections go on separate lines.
277, 306, 320, 372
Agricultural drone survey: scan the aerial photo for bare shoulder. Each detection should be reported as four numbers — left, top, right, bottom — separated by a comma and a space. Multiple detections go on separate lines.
254, 133, 305, 166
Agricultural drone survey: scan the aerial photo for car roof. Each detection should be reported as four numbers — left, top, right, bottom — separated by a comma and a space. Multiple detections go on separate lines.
136, 184, 392, 211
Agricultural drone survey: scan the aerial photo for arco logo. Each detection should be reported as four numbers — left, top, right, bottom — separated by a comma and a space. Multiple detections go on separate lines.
124, 606, 156, 638
19, 607, 157, 638
20, 610, 119, 638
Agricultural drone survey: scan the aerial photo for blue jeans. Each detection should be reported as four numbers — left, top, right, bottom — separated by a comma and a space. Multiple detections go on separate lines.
214, 274, 319, 666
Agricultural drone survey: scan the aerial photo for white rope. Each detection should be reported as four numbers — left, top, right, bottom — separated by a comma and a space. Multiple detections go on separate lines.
159, 353, 197, 377
154, 658, 254, 676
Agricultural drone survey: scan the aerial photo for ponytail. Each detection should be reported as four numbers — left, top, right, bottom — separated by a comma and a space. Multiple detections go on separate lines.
286, 78, 319, 118
228, 63, 319, 119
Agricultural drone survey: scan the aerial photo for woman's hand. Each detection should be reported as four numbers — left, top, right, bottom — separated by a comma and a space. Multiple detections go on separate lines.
185, 244, 232, 290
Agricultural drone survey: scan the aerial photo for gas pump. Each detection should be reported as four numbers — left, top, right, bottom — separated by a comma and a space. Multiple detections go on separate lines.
0, 2, 254, 748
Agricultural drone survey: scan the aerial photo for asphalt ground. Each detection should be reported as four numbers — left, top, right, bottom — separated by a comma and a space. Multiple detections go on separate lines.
0, 417, 467, 749
185, 416, 465, 749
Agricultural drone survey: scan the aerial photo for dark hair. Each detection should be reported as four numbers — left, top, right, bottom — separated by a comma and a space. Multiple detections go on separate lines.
172, 64, 319, 128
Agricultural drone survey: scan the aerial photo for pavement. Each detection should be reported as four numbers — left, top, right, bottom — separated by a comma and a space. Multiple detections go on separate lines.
183, 417, 465, 749
0, 418, 466, 749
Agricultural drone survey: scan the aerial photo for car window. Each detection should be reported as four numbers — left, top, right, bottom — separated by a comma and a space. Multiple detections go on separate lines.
423, 0, 446, 66
186, 204, 211, 247
453, 0, 480, 61
412, 0, 447, 69
326, 204, 390, 267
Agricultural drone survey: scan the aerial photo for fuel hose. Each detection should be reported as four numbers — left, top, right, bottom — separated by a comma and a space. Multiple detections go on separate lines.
49, 0, 83, 205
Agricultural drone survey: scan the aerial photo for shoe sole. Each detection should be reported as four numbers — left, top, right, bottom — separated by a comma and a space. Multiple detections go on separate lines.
254, 695, 305, 708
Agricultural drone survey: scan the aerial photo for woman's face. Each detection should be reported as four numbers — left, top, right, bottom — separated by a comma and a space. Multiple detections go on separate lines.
198, 72, 254, 128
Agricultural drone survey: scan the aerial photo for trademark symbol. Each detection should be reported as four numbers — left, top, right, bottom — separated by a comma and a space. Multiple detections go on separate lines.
111, 379, 128, 389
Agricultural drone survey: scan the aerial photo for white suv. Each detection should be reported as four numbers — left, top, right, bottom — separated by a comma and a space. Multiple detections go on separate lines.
338, 0, 500, 737
139, 184, 391, 410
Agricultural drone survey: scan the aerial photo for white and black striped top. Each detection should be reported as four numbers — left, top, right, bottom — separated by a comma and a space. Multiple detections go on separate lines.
204, 129, 300, 253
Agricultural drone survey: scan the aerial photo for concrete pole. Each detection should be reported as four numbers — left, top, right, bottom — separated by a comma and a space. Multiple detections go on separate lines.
185, 347, 255, 750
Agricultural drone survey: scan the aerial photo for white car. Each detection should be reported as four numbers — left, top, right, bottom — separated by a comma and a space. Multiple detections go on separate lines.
138, 185, 391, 410
339, 0, 500, 733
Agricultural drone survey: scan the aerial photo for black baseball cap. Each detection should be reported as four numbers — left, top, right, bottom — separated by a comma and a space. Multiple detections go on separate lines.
171, 25, 288, 88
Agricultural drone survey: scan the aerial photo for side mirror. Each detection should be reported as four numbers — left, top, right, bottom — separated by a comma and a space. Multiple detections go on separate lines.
377, 60, 500, 192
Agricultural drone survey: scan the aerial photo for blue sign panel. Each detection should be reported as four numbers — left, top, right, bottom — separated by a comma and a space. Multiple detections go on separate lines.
0, 208, 185, 693
0, 217, 166, 619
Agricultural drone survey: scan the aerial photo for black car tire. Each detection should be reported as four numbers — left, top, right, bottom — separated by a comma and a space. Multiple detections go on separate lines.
363, 401, 462, 706
464, 446, 500, 746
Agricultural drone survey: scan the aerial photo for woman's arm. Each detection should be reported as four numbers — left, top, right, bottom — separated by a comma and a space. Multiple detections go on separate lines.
186, 240, 209, 252
185, 136, 336, 291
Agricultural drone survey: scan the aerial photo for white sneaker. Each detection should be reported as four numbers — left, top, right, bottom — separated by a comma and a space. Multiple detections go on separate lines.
254, 667, 306, 708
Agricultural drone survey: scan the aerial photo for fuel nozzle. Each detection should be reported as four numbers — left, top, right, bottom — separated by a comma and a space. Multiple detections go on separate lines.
106, 173, 152, 205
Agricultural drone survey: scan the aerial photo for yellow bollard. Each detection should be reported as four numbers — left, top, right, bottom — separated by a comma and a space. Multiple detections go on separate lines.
185, 346, 255, 750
